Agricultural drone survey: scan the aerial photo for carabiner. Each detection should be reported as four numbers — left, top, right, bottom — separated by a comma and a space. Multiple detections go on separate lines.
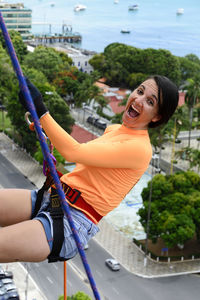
25, 111, 47, 140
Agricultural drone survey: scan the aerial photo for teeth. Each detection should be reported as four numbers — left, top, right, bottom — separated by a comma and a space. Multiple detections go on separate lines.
131, 104, 140, 113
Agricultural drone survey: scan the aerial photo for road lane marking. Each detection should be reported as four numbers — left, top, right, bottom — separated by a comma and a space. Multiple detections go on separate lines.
96, 270, 103, 277
68, 280, 72, 287
112, 287, 119, 295
46, 276, 53, 284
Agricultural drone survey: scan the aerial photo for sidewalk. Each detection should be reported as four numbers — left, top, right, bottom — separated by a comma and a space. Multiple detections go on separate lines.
1, 132, 200, 281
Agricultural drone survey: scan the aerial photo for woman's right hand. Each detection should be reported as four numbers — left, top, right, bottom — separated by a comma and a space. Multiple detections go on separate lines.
18, 78, 48, 118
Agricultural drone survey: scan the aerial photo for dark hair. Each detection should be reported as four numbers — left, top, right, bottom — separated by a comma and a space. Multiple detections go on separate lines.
148, 75, 179, 128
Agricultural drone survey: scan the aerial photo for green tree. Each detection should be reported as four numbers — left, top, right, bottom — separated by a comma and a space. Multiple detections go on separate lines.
184, 75, 200, 147
95, 94, 109, 115
138, 171, 200, 248
6, 82, 38, 153
6, 69, 74, 155
149, 125, 171, 154
53, 68, 79, 98
128, 72, 147, 90
90, 43, 181, 88
178, 55, 200, 83
34, 141, 65, 165
89, 53, 106, 76
0, 30, 28, 62
176, 147, 200, 172
74, 77, 101, 107
0, 44, 16, 106
45, 91, 75, 132
58, 291, 92, 300
24, 46, 71, 82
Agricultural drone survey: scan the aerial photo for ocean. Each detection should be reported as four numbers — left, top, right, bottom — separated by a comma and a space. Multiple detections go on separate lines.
6, 0, 200, 57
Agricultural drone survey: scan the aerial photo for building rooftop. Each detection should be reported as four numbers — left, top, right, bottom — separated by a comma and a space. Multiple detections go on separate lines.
0, 2, 25, 9
71, 124, 97, 143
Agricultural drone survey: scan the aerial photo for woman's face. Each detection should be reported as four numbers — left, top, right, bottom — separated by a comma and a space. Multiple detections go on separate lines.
122, 78, 161, 130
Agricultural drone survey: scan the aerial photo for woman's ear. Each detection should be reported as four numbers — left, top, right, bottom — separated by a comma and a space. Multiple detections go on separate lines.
151, 114, 161, 123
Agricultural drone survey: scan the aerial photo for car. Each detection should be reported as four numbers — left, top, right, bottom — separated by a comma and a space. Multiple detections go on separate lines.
0, 270, 13, 280
86, 116, 107, 130
94, 119, 107, 130
6, 290, 20, 300
3, 283, 17, 293
1, 279, 13, 285
105, 258, 120, 271
0, 286, 8, 300
86, 115, 96, 125
175, 138, 181, 143
84, 244, 89, 250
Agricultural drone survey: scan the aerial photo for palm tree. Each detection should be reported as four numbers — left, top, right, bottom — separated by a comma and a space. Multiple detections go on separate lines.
184, 75, 200, 147
94, 94, 109, 115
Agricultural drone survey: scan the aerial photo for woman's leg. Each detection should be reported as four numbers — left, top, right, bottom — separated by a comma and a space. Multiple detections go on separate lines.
0, 189, 32, 226
0, 219, 51, 262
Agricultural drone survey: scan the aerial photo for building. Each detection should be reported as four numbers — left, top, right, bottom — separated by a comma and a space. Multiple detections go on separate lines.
0, 1, 32, 41
54, 45, 94, 74
46, 44, 94, 74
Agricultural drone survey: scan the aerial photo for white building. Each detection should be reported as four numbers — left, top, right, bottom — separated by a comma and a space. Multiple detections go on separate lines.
0, 1, 32, 41
50, 44, 94, 74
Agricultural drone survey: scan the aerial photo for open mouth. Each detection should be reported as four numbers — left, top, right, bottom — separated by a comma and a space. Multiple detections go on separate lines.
128, 104, 140, 118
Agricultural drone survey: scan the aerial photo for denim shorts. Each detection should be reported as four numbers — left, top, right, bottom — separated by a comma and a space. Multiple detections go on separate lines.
31, 190, 99, 260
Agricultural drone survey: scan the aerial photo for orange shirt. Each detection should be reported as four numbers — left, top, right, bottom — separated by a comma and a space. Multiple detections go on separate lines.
41, 113, 152, 217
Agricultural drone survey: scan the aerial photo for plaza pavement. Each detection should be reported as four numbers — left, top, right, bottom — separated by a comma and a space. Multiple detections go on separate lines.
1, 130, 200, 299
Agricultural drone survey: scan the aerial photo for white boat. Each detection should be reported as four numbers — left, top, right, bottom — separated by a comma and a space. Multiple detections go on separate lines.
114, 0, 119, 4
128, 4, 139, 11
74, 4, 87, 12
176, 8, 184, 15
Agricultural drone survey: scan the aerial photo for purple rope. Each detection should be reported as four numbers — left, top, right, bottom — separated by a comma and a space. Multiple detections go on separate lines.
0, 11, 101, 300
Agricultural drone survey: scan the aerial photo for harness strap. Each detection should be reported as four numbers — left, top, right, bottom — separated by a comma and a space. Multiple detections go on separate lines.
32, 168, 62, 218
33, 170, 102, 263
48, 187, 65, 263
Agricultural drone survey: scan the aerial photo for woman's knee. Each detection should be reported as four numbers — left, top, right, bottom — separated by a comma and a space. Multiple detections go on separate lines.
0, 220, 50, 263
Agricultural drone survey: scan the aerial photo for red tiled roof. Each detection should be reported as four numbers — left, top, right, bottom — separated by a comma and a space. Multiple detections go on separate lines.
70, 124, 97, 143
95, 81, 109, 92
108, 96, 125, 114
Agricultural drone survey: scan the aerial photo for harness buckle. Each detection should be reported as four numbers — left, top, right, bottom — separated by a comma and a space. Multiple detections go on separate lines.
66, 189, 81, 204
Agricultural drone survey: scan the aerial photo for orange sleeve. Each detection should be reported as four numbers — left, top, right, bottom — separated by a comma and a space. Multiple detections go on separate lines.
40, 113, 151, 169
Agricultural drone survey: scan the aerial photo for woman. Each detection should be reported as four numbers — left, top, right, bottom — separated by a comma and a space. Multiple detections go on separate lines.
0, 75, 178, 263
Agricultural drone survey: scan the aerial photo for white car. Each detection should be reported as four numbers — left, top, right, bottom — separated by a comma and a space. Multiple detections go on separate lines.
105, 258, 120, 271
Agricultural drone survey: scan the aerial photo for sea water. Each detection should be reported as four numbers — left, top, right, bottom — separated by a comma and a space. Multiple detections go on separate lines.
8, 0, 200, 57
65, 163, 151, 239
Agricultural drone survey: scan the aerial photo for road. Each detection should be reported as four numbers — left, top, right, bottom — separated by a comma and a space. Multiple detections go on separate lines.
0, 152, 200, 299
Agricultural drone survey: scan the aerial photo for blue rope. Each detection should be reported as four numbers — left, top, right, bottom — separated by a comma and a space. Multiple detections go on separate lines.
0, 11, 101, 300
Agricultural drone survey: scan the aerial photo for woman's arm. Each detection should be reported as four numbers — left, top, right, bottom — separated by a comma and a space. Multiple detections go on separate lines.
41, 113, 151, 169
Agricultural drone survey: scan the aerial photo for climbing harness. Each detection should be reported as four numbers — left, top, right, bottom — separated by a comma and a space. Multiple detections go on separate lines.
0, 11, 101, 300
